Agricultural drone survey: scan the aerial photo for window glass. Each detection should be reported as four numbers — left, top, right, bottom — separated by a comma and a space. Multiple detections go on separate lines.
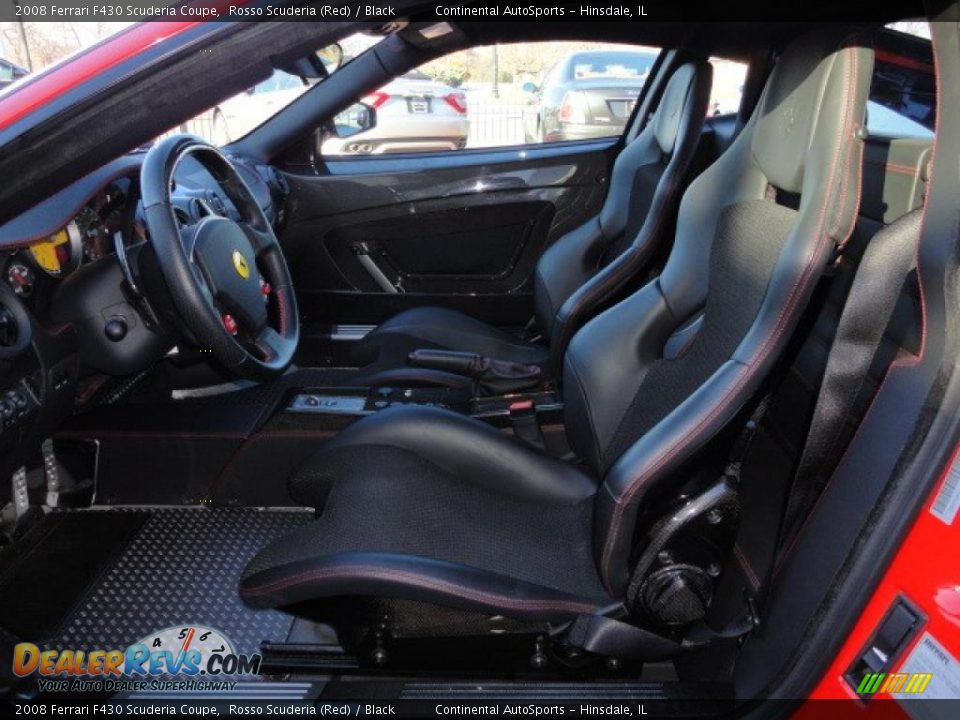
867, 26, 935, 139
172, 31, 385, 146
708, 57, 748, 116
321, 41, 661, 157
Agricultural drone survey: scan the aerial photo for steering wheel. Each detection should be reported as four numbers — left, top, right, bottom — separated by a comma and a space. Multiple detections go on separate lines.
140, 135, 299, 380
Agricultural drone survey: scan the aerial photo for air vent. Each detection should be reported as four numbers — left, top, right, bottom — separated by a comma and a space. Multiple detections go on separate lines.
0, 304, 17, 348
208, 194, 227, 216
0, 290, 31, 358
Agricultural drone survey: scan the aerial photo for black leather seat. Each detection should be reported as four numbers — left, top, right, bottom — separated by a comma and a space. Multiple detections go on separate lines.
242, 31, 871, 628
352, 60, 713, 381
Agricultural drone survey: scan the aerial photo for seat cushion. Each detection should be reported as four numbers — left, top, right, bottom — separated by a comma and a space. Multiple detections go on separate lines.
353, 307, 549, 370
241, 408, 610, 620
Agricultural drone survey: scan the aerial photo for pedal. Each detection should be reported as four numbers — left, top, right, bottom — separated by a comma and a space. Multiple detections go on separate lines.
42, 438, 60, 507
11, 466, 28, 520
42, 438, 95, 508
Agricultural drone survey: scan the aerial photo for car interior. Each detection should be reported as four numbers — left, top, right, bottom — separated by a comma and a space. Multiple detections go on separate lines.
0, 9, 953, 707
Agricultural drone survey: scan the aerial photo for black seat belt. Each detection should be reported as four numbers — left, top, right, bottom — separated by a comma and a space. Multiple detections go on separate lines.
688, 208, 924, 643
775, 208, 923, 562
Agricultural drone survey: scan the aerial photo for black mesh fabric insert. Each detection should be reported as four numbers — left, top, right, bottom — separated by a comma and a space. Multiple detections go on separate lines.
602, 199, 799, 469
244, 445, 607, 601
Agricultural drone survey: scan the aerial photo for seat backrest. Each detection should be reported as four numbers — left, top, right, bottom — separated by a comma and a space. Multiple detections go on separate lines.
533, 60, 713, 371
558, 29, 873, 595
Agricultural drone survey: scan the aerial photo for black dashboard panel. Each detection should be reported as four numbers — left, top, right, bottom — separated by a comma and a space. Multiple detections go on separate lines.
0, 150, 279, 252
0, 149, 286, 479
0, 321, 80, 481
1, 150, 283, 316
0, 155, 144, 250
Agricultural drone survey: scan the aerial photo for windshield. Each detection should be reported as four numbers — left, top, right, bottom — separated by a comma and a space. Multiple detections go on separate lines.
169, 31, 384, 146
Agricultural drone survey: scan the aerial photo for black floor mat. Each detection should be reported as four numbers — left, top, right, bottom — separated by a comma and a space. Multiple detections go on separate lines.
0, 510, 149, 641
2, 507, 310, 655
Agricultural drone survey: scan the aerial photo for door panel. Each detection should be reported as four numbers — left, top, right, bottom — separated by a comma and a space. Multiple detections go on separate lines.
278, 139, 616, 326
324, 201, 556, 293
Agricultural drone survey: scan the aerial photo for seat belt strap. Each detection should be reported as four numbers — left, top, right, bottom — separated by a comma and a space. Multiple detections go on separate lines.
775, 209, 924, 564
694, 209, 924, 643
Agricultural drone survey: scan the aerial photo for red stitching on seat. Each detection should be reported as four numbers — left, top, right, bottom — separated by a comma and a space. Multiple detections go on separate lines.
733, 543, 761, 591
599, 45, 862, 593
864, 159, 921, 176
245, 564, 602, 614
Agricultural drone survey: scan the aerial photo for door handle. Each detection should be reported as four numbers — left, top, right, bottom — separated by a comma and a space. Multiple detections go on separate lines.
352, 242, 401, 294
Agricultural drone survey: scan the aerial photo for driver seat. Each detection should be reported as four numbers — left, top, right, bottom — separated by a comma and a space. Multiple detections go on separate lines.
351, 59, 713, 382
242, 31, 870, 631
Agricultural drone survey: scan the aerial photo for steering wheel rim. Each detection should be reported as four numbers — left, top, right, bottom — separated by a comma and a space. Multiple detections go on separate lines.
0, 280, 33, 359
140, 135, 299, 379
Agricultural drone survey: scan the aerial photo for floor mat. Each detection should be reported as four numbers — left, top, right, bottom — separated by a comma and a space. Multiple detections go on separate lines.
0, 510, 149, 641
25, 507, 310, 655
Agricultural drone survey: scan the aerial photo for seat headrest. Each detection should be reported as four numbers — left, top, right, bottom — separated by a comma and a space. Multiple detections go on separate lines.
752, 30, 866, 194
653, 62, 701, 155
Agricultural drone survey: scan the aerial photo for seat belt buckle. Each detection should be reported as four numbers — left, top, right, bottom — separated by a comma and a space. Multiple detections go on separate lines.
508, 400, 545, 450
508, 399, 535, 416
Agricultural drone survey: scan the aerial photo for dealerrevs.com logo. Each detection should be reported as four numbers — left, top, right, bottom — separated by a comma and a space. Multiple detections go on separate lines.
13, 625, 262, 693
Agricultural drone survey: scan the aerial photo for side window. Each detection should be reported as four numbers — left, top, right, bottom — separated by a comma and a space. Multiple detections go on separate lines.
321, 42, 661, 157
251, 73, 283, 95
707, 57, 748, 117
866, 28, 935, 139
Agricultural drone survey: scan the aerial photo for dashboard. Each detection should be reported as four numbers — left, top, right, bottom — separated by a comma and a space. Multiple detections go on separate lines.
0, 151, 282, 318
2, 178, 140, 314
0, 147, 288, 480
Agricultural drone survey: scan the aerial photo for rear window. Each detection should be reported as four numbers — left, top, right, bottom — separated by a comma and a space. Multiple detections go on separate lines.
569, 52, 656, 81
867, 28, 935, 139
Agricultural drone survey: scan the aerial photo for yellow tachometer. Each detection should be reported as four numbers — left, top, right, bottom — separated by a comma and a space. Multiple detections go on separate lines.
28, 226, 73, 276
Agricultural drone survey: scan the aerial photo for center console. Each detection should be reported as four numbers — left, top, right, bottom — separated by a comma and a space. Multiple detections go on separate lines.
210, 379, 567, 504
288, 385, 466, 416
283, 384, 562, 429
54, 368, 566, 508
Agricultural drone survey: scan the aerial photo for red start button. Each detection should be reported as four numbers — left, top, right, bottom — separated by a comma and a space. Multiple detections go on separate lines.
222, 314, 238, 335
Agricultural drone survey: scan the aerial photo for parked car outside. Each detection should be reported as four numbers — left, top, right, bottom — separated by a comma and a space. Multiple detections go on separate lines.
522, 49, 658, 143
322, 69, 469, 155
209, 70, 310, 145
0, 58, 29, 91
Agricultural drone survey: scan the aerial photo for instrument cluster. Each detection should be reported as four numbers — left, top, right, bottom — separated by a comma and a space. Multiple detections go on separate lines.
3, 178, 139, 309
